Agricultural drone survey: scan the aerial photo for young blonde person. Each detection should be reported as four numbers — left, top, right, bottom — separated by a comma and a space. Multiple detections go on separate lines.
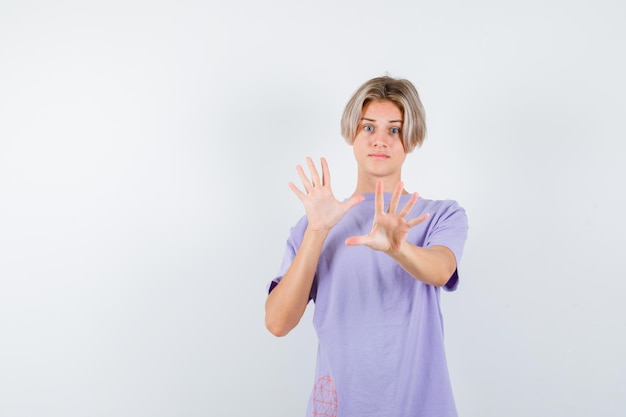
265, 76, 468, 417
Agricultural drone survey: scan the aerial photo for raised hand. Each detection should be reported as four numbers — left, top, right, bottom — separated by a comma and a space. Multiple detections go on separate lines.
289, 157, 364, 231
345, 181, 429, 253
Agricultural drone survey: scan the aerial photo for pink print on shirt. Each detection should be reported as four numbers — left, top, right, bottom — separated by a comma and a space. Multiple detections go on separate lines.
312, 375, 338, 417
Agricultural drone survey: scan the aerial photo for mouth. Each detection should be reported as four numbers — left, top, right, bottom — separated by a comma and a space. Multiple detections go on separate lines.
368, 153, 389, 160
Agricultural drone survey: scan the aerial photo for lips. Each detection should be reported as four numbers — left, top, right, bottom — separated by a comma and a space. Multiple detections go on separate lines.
368, 153, 389, 159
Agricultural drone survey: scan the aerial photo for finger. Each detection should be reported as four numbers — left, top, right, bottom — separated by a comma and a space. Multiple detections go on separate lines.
288, 181, 307, 201
345, 235, 367, 246
398, 192, 419, 218
343, 194, 365, 210
407, 212, 430, 228
320, 157, 330, 187
375, 181, 384, 214
306, 157, 321, 188
296, 165, 312, 192
388, 181, 403, 214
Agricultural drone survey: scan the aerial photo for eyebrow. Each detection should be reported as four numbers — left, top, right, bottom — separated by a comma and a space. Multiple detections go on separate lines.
361, 117, 403, 123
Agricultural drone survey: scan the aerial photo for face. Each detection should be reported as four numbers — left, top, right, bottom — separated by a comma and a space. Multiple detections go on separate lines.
352, 100, 407, 184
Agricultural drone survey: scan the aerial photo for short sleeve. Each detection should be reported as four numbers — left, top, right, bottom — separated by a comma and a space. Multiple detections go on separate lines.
424, 200, 468, 291
266, 216, 317, 301
267, 234, 298, 294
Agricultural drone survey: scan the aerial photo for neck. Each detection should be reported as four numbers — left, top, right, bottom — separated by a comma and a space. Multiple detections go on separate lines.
352, 176, 408, 196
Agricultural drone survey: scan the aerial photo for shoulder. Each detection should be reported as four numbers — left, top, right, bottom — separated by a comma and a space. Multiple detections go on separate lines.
416, 197, 468, 238
418, 197, 466, 218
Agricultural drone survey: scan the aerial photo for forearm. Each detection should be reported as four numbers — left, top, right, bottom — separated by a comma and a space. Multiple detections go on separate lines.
386, 243, 457, 287
265, 228, 328, 336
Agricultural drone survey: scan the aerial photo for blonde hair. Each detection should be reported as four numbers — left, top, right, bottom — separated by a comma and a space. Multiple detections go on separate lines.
341, 76, 426, 152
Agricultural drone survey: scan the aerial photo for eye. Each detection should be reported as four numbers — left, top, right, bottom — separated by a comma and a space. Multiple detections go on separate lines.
390, 127, 400, 134
364, 125, 374, 132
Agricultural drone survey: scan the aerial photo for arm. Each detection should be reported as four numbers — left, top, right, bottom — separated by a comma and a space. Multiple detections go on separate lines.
345, 181, 456, 287
265, 157, 364, 337
385, 243, 457, 287
265, 228, 328, 336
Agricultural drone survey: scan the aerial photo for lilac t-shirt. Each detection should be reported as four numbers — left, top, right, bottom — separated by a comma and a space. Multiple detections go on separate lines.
271, 193, 468, 417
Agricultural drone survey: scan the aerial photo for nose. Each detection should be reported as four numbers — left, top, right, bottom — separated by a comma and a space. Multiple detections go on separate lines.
372, 131, 389, 147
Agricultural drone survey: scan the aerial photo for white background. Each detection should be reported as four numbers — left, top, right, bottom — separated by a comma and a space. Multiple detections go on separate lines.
1, 1, 625, 416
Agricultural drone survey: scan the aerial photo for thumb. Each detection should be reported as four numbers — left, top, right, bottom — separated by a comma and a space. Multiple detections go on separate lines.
344, 194, 365, 210
345, 235, 366, 246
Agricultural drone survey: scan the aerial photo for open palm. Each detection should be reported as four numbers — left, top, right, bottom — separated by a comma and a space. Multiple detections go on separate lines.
345, 181, 429, 253
289, 157, 364, 231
